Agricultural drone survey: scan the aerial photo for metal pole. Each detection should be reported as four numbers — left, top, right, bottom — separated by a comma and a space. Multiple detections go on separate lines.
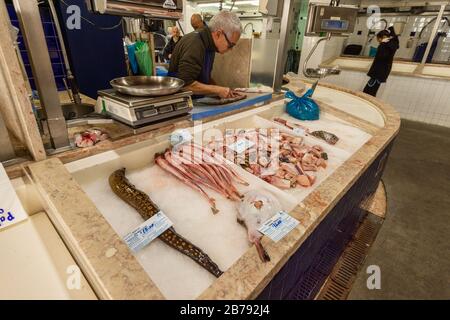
12, 0, 70, 150
302, 33, 331, 77
420, 4, 445, 68
273, 0, 295, 92
48, 0, 81, 105
48, 0, 72, 81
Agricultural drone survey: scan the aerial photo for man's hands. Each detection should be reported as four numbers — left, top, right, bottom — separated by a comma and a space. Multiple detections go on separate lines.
184, 81, 242, 99
215, 86, 240, 99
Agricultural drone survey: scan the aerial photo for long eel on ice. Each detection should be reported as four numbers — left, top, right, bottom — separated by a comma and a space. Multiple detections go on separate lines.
109, 168, 223, 278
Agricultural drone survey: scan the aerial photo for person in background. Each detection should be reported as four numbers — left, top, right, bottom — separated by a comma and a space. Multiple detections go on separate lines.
363, 26, 399, 97
166, 26, 173, 41
163, 26, 182, 61
169, 11, 242, 99
191, 13, 205, 31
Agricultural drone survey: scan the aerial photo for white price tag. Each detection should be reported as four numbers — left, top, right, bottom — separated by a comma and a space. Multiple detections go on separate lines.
170, 129, 192, 146
258, 211, 299, 243
228, 138, 255, 154
124, 211, 173, 252
293, 127, 306, 136
0, 164, 27, 231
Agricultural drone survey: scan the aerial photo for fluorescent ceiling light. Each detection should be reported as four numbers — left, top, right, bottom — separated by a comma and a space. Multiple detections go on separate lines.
228, 0, 259, 5
198, 3, 219, 7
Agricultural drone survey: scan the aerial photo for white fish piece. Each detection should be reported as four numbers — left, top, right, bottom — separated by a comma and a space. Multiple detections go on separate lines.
237, 190, 282, 262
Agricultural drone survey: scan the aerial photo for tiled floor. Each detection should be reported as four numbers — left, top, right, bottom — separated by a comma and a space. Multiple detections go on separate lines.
348, 120, 450, 299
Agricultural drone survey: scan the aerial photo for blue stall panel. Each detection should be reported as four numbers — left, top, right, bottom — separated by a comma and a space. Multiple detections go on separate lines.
55, 0, 127, 98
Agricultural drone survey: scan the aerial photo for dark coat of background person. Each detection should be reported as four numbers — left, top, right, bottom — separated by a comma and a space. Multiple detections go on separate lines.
367, 32, 400, 82
163, 36, 182, 61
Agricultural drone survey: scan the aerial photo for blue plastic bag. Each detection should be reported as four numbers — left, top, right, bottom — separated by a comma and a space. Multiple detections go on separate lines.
285, 89, 320, 121
156, 66, 168, 77
369, 46, 378, 57
126, 44, 139, 75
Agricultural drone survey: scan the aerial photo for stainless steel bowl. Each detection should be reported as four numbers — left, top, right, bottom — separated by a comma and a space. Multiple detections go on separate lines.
305, 67, 341, 79
110, 76, 185, 97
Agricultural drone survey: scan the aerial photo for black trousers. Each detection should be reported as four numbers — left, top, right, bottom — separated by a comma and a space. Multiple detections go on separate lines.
363, 78, 382, 97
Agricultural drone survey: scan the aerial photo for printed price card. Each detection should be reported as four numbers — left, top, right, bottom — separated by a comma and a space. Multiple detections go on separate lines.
228, 138, 255, 154
258, 211, 299, 243
124, 211, 173, 252
170, 129, 193, 146
293, 127, 307, 136
0, 164, 27, 231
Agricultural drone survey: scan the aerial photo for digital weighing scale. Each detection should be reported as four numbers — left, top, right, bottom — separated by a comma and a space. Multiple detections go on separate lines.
97, 89, 193, 128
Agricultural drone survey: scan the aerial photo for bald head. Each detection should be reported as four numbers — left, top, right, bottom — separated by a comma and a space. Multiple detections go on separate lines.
191, 14, 204, 31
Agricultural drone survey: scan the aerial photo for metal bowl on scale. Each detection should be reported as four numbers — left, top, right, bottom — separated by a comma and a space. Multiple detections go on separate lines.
110, 76, 185, 97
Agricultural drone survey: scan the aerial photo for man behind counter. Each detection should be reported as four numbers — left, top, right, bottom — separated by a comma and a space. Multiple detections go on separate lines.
168, 11, 242, 99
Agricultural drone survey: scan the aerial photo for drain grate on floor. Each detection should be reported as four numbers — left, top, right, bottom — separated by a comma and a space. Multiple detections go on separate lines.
316, 212, 384, 300
315, 241, 344, 275
291, 268, 325, 300
319, 280, 349, 300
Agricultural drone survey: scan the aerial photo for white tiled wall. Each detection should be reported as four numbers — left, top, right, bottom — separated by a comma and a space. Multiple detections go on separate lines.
323, 37, 346, 62
346, 15, 449, 62
323, 70, 450, 128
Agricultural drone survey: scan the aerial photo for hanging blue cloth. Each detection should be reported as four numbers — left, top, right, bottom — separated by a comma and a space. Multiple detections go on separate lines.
285, 89, 320, 121
126, 43, 139, 75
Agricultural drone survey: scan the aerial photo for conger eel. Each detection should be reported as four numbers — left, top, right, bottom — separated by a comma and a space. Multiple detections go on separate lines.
109, 168, 223, 278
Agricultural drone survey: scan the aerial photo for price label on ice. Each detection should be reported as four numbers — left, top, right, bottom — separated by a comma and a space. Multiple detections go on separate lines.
124, 211, 173, 252
228, 138, 255, 154
258, 211, 299, 243
170, 129, 192, 146
293, 127, 306, 136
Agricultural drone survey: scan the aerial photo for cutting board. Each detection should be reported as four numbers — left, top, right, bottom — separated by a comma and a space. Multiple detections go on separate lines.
192, 92, 273, 120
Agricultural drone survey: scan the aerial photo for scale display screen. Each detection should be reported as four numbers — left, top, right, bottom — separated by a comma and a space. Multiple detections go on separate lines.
321, 19, 349, 31
306, 5, 357, 35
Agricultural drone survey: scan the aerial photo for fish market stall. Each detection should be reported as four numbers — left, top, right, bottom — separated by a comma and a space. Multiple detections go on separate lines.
0, 0, 399, 300
6, 80, 399, 300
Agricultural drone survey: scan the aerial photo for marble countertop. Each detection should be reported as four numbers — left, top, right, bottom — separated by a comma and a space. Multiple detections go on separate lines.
19, 79, 400, 300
